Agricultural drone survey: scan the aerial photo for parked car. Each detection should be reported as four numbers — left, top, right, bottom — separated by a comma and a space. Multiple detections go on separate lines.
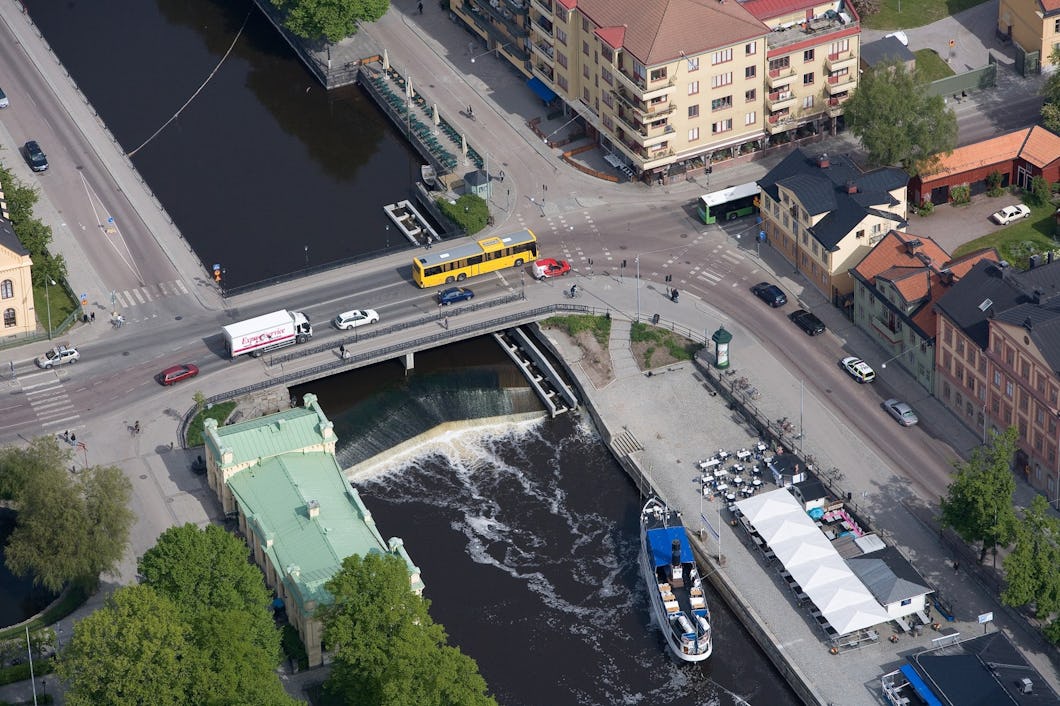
157, 363, 200, 386
990, 204, 1031, 225
36, 344, 79, 369
788, 309, 825, 336
438, 287, 474, 305
882, 398, 918, 426
532, 258, 571, 279
0, 87, 8, 109
333, 309, 380, 330
23, 140, 48, 172
750, 282, 787, 307
839, 356, 876, 383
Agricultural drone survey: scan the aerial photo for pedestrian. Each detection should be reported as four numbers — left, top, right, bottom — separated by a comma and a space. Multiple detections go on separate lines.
90, 312, 95, 322
418, 0, 423, 12
443, 316, 449, 330
133, 421, 140, 435
467, 105, 474, 118
63, 430, 70, 443
339, 344, 346, 359
70, 432, 76, 442
953, 560, 959, 573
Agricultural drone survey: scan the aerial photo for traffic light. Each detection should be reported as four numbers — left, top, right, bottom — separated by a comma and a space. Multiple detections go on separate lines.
213, 264, 222, 284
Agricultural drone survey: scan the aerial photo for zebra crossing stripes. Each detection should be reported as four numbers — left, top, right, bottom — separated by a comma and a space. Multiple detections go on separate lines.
110, 280, 190, 309
21, 374, 81, 430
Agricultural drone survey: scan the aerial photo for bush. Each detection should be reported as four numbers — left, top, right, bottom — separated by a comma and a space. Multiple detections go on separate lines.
917, 201, 935, 216
436, 193, 489, 235
185, 401, 237, 448
986, 171, 1004, 197
949, 184, 970, 205
1027, 176, 1052, 207
281, 624, 309, 671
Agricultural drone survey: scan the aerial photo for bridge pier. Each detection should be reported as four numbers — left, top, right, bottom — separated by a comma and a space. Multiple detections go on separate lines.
400, 351, 415, 373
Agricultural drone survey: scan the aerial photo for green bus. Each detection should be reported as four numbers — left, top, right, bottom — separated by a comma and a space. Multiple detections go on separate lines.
697, 182, 760, 224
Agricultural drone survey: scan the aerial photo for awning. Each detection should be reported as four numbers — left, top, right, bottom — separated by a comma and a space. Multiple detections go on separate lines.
527, 76, 557, 103
899, 665, 943, 706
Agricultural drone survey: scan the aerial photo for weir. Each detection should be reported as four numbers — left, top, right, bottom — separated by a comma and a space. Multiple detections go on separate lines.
492, 327, 578, 417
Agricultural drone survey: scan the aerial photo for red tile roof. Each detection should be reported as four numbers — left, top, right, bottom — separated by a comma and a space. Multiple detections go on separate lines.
578, 0, 768, 65
595, 26, 625, 50
1020, 125, 1060, 168
920, 126, 1060, 182
741, 0, 818, 21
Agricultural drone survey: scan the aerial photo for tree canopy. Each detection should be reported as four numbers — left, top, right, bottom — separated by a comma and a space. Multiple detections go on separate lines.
1042, 47, 1060, 134
321, 552, 497, 706
0, 436, 134, 592
1001, 495, 1060, 643
0, 164, 67, 285
843, 61, 957, 176
272, 0, 390, 42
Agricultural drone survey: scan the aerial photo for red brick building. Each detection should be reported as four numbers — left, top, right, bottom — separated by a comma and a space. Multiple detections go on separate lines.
908, 126, 1060, 206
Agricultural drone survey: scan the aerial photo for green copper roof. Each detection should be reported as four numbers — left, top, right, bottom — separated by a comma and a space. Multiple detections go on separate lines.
206, 404, 329, 468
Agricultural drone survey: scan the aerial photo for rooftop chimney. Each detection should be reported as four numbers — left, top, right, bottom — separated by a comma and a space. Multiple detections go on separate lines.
846, 181, 858, 194
818, 153, 830, 169
307, 499, 320, 518
904, 238, 922, 254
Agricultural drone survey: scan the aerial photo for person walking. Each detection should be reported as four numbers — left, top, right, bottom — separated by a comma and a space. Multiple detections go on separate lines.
443, 316, 449, 330
952, 560, 959, 573
418, 0, 424, 12
339, 344, 346, 359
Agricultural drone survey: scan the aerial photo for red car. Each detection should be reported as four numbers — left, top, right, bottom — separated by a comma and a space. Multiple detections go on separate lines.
532, 258, 571, 279
158, 364, 200, 386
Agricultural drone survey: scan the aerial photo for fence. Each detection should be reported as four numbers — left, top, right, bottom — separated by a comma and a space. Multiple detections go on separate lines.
925, 62, 997, 98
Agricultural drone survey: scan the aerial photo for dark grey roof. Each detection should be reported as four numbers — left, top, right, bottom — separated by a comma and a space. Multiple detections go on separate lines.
907, 632, 1060, 705
0, 219, 28, 257
793, 477, 827, 502
860, 36, 916, 67
464, 169, 489, 186
757, 149, 909, 250
846, 546, 931, 604
935, 259, 1060, 356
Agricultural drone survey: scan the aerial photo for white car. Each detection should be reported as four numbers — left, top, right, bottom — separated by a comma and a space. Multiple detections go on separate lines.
839, 356, 876, 383
36, 344, 80, 369
882, 399, 918, 426
990, 204, 1031, 225
333, 309, 379, 330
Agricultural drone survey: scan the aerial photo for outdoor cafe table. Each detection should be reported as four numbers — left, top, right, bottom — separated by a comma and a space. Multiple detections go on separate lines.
732, 476, 744, 485
751, 478, 763, 487
736, 449, 752, 461
700, 458, 721, 470
716, 483, 729, 492
713, 468, 730, 477
725, 492, 737, 502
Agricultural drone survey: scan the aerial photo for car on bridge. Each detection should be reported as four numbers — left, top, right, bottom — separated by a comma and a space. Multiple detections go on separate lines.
990, 204, 1030, 225
438, 287, 474, 305
532, 258, 571, 279
334, 309, 380, 330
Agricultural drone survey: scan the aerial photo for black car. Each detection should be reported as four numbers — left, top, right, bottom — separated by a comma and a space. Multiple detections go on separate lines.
750, 282, 787, 307
24, 141, 48, 172
788, 309, 826, 336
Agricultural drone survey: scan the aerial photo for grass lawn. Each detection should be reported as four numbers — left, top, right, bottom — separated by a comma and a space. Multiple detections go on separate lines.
863, 0, 987, 31
32, 282, 79, 336
952, 202, 1060, 264
185, 401, 238, 447
915, 48, 955, 82
541, 314, 611, 347
629, 322, 704, 369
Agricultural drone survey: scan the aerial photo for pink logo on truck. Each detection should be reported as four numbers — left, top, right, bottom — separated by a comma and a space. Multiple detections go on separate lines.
234, 327, 294, 354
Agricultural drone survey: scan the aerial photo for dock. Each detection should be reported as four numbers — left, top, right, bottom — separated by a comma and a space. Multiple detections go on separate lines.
383, 200, 441, 247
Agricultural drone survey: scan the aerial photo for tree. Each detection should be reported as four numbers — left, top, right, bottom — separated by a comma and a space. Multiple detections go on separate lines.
57, 585, 205, 706
272, 0, 390, 42
1001, 495, 1060, 617
843, 61, 957, 174
939, 427, 1020, 563
321, 552, 496, 706
2, 437, 134, 591
1041, 46, 1060, 133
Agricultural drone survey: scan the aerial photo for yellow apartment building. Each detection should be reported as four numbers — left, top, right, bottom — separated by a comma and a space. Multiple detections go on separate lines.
997, 0, 1060, 70
451, 0, 862, 182
0, 192, 36, 338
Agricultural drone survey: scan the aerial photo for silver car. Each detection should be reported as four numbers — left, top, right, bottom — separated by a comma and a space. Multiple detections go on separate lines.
882, 399, 918, 426
0, 87, 8, 109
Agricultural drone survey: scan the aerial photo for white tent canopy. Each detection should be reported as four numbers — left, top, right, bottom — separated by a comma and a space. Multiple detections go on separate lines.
737, 489, 890, 635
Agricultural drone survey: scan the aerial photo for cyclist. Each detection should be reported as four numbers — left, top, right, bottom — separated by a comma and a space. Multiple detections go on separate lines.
569, 283, 578, 298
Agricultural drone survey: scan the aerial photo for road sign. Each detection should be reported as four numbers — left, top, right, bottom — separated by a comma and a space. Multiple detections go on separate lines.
758, 230, 767, 242
977, 612, 993, 624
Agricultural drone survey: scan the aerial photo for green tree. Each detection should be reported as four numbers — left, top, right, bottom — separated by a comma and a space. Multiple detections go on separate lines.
2, 437, 134, 592
939, 426, 1020, 563
58, 585, 205, 706
1042, 46, 1060, 132
1001, 495, 1060, 616
437, 193, 490, 235
272, 0, 390, 42
321, 552, 496, 706
843, 61, 957, 174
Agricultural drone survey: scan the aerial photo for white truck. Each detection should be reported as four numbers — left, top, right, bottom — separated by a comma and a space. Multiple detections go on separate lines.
222, 310, 313, 358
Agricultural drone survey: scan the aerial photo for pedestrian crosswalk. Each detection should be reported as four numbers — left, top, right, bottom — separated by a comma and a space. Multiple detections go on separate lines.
109, 279, 190, 310
20, 372, 81, 431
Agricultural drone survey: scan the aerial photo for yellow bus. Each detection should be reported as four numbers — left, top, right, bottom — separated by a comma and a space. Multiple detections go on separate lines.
412, 229, 539, 287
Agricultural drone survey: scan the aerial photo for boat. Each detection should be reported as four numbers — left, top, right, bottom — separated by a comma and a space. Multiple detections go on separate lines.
640, 496, 712, 662
421, 164, 439, 190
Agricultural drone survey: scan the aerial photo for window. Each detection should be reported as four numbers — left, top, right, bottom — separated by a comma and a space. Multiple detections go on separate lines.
601, 68, 613, 85
556, 28, 567, 45
993, 371, 1001, 387
804, 49, 815, 62
583, 41, 589, 56
557, 52, 568, 68
602, 115, 613, 129
768, 57, 790, 72
803, 72, 815, 85
1006, 347, 1014, 365
582, 16, 589, 32
802, 95, 814, 109
745, 111, 756, 125
1006, 381, 1014, 398
712, 119, 732, 134
0, 280, 11, 299
688, 81, 700, 95
557, 75, 568, 90
2, 309, 13, 328
745, 88, 756, 102
602, 91, 613, 108
711, 96, 732, 111
583, 64, 590, 78
688, 127, 700, 141
830, 39, 850, 54
746, 42, 757, 55
688, 104, 700, 118
1021, 361, 1030, 379
583, 87, 590, 102
1054, 18, 1059, 32
712, 72, 733, 88
687, 57, 700, 71
745, 65, 756, 79
712, 48, 733, 64
601, 46, 613, 62
650, 67, 667, 82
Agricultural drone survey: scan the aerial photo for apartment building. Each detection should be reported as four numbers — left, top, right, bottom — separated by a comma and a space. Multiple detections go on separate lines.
997, 0, 1060, 70
451, 0, 862, 182
758, 149, 908, 304
849, 230, 997, 393
0, 192, 36, 338
935, 258, 1060, 502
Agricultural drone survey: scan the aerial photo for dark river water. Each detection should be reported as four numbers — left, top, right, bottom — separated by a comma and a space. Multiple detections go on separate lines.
25, 0, 421, 289
26, 2, 799, 701
293, 338, 799, 706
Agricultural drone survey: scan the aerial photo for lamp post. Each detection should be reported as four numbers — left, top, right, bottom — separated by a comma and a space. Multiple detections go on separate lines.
878, 347, 907, 370
470, 43, 511, 63
44, 278, 56, 340
635, 256, 641, 323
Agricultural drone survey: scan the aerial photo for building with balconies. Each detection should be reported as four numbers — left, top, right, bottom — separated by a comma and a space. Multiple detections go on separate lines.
757, 149, 908, 304
849, 230, 997, 393
451, 0, 533, 75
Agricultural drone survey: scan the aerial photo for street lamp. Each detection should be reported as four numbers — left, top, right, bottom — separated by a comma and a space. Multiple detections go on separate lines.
878, 347, 907, 369
470, 43, 511, 63
635, 256, 641, 322
44, 278, 56, 340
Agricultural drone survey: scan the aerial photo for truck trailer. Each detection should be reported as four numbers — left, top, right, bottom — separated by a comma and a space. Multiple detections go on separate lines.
222, 310, 312, 358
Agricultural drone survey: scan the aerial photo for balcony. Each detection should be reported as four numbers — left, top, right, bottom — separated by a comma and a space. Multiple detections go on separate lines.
826, 73, 856, 94
530, 0, 553, 16
870, 317, 904, 345
611, 87, 676, 122
825, 50, 857, 72
531, 40, 554, 63
765, 115, 796, 135
468, 0, 529, 38
530, 13, 553, 35
532, 62, 554, 81
615, 109, 647, 137
615, 68, 647, 94
827, 94, 849, 116
642, 123, 675, 148
767, 66, 796, 89
766, 89, 797, 111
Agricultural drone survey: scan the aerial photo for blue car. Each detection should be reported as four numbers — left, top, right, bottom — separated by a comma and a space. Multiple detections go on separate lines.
438, 287, 474, 305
